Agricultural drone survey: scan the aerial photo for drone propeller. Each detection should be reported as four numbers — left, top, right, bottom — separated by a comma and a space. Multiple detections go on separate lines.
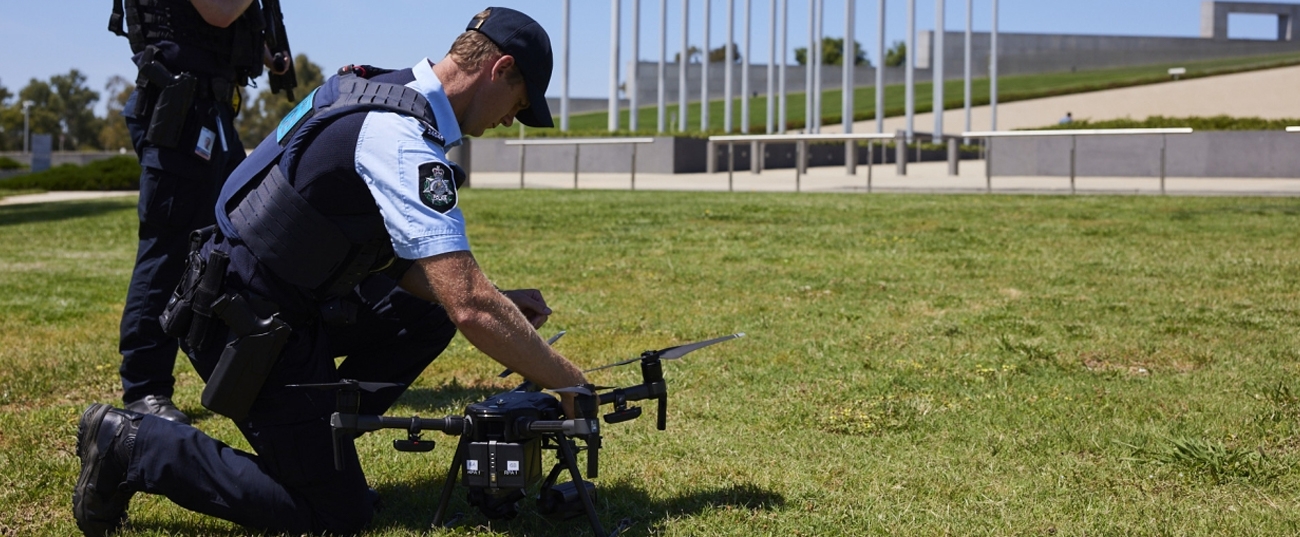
584, 333, 745, 373
287, 380, 405, 392
547, 384, 614, 396
498, 330, 567, 378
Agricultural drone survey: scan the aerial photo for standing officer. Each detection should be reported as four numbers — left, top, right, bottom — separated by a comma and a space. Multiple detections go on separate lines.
74, 7, 589, 536
109, 0, 293, 424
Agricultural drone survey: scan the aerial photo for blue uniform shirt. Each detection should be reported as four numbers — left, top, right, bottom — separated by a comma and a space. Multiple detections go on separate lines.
354, 58, 470, 260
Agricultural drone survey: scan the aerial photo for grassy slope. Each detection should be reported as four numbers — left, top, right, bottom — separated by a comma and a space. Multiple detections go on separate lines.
3, 191, 1300, 535
487, 51, 1300, 137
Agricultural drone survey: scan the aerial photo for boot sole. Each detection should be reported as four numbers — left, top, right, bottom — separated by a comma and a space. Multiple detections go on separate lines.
73, 403, 123, 536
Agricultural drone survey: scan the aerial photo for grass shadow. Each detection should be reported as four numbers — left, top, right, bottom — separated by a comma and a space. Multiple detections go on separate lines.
371, 473, 786, 536
0, 198, 134, 227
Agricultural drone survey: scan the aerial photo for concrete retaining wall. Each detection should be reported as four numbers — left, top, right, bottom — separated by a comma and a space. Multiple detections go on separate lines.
990, 131, 1300, 178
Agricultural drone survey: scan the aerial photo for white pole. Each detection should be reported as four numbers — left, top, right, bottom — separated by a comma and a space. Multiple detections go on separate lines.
680, 0, 690, 132
991, 0, 999, 131
610, 0, 622, 132
876, 0, 885, 133
658, 0, 668, 132
767, 0, 777, 134
963, 0, 972, 138
906, 0, 915, 141
702, 0, 712, 131
806, 0, 814, 133
813, 0, 824, 133
562, 0, 571, 131
725, 0, 734, 133
779, 0, 788, 133
933, 0, 945, 138
631, 0, 641, 132
843, 0, 855, 133
742, 0, 752, 134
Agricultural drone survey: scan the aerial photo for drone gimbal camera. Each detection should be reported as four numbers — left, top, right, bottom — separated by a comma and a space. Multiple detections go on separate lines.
295, 332, 743, 537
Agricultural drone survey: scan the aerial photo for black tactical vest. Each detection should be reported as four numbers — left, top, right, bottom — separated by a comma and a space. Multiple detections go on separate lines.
109, 0, 264, 84
215, 69, 454, 298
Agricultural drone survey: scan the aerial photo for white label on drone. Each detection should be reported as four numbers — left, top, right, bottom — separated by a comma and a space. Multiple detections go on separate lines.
466, 460, 480, 473
506, 460, 520, 474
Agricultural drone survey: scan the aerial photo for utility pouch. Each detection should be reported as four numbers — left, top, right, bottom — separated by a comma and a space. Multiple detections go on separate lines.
145, 68, 196, 149
202, 294, 291, 422
159, 226, 216, 338
185, 249, 229, 351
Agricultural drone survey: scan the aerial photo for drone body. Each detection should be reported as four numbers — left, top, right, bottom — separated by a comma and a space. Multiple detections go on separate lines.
313, 332, 744, 537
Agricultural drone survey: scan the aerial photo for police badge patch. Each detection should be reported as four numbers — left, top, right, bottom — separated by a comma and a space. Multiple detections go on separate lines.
419, 161, 458, 213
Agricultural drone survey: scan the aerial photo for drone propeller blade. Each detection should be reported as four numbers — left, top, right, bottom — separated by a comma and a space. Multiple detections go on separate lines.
583, 333, 746, 373
498, 330, 568, 378
548, 385, 595, 396
582, 356, 641, 373
287, 380, 405, 392
657, 333, 745, 360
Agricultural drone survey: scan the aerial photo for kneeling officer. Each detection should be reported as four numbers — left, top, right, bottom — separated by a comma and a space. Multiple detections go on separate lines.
73, 7, 588, 536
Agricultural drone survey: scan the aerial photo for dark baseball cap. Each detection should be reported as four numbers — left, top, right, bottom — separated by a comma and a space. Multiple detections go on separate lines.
467, 7, 554, 128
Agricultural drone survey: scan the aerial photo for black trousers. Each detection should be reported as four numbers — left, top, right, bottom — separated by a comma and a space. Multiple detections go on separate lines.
118, 87, 243, 404
125, 274, 457, 534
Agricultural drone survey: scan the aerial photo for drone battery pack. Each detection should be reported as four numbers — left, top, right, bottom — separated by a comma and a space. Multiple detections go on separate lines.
464, 439, 541, 490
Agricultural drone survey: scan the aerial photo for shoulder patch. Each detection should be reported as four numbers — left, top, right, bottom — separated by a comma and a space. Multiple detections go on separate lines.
418, 161, 458, 213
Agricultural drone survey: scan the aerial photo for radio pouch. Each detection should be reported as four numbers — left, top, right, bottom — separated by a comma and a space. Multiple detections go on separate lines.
202, 294, 291, 422
145, 67, 196, 149
185, 248, 229, 351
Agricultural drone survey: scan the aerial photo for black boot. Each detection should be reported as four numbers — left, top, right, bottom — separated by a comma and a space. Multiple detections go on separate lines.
73, 403, 140, 537
125, 394, 190, 425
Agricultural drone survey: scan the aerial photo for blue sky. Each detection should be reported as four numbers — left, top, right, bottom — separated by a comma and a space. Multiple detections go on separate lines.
0, 0, 1291, 114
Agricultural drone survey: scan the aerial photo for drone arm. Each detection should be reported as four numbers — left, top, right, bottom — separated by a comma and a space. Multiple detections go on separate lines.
331, 413, 467, 435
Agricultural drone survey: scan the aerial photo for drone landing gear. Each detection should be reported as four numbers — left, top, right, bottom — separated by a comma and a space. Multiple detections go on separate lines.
432, 433, 627, 537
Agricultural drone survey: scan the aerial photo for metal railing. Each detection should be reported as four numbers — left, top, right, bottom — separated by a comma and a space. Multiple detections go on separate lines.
503, 137, 656, 190
708, 133, 897, 192
962, 128, 1194, 195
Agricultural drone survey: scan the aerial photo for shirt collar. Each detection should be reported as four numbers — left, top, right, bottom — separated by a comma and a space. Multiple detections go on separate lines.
411, 58, 463, 148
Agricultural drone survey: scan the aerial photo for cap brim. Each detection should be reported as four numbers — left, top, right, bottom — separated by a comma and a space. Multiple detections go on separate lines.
515, 85, 553, 128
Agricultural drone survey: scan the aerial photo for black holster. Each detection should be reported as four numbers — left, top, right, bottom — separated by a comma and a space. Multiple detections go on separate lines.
201, 294, 291, 422
137, 47, 196, 149
159, 226, 218, 340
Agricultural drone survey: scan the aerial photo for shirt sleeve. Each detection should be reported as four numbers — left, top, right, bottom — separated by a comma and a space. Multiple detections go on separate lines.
353, 111, 471, 260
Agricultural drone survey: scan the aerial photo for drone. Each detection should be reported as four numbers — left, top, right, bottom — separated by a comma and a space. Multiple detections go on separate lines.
292, 332, 744, 537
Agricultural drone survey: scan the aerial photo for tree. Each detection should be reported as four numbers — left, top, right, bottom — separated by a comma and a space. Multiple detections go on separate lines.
707, 43, 741, 64
794, 38, 870, 67
673, 45, 704, 64
49, 69, 103, 150
236, 53, 324, 146
99, 75, 134, 152
885, 40, 907, 67
9, 79, 63, 151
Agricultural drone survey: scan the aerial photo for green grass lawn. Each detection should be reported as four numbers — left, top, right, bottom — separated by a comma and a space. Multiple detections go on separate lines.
489, 51, 1300, 137
3, 191, 1300, 535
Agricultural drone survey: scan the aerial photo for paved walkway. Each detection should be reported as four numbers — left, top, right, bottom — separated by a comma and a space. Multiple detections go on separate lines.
4, 162, 1299, 207
0, 190, 137, 206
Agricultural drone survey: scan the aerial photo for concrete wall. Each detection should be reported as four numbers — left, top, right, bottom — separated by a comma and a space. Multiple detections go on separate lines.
990, 131, 1300, 178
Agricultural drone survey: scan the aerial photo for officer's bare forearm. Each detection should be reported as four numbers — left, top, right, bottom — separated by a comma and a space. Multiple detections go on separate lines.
191, 0, 255, 28
401, 252, 587, 390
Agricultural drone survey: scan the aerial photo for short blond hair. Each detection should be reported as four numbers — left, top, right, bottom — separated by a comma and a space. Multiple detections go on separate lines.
447, 9, 524, 84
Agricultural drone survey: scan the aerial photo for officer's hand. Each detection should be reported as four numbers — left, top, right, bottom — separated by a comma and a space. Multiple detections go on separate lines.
263, 46, 292, 75
500, 288, 551, 329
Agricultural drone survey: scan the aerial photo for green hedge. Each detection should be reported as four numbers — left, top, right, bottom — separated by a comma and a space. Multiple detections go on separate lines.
1034, 115, 1300, 131
0, 156, 141, 191
0, 156, 25, 170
